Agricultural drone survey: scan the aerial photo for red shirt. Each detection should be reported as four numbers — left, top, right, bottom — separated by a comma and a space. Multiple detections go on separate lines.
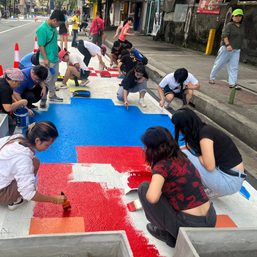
152, 158, 208, 211
90, 17, 104, 35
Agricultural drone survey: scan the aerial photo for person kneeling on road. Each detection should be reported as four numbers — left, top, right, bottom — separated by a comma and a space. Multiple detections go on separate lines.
13, 65, 48, 111
58, 49, 90, 87
172, 108, 246, 198
158, 68, 200, 108
0, 121, 67, 210
138, 126, 216, 247
0, 68, 31, 116
117, 64, 148, 108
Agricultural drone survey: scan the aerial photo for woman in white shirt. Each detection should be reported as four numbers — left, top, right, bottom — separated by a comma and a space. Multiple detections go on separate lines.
0, 121, 66, 210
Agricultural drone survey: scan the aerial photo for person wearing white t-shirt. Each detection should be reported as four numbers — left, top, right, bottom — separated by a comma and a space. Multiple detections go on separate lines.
0, 121, 67, 210
77, 40, 107, 69
158, 68, 200, 107
58, 49, 90, 87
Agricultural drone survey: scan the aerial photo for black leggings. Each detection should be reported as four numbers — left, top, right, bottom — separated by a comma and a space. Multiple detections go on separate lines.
77, 42, 92, 66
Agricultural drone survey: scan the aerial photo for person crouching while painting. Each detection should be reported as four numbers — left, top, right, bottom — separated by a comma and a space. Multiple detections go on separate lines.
0, 121, 67, 210
138, 126, 216, 247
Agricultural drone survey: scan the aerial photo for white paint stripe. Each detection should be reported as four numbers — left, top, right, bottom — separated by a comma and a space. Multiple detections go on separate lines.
0, 22, 33, 35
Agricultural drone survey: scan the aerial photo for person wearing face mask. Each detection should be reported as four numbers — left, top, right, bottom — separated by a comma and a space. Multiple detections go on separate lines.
209, 9, 245, 90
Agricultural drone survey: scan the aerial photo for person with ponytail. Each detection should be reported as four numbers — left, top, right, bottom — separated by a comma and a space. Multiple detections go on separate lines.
138, 126, 216, 248
0, 121, 66, 210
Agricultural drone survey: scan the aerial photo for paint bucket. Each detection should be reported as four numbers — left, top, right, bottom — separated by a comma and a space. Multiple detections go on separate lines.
14, 107, 29, 127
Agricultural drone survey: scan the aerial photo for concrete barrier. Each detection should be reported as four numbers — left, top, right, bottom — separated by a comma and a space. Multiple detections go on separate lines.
0, 231, 133, 257
174, 227, 257, 257
0, 114, 8, 138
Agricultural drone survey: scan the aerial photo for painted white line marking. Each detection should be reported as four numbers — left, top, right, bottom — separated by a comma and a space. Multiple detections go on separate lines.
0, 22, 33, 34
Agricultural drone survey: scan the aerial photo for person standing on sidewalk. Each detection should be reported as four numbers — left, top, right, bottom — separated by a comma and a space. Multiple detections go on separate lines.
71, 10, 80, 47
90, 12, 104, 47
209, 9, 245, 90
138, 126, 216, 247
172, 108, 246, 198
36, 9, 65, 108
158, 68, 200, 108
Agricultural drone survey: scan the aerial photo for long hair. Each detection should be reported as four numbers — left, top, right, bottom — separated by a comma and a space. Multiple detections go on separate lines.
171, 108, 205, 155
141, 126, 185, 168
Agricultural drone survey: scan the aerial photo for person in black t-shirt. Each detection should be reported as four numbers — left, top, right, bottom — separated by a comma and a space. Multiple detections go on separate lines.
117, 64, 148, 108
118, 49, 136, 76
138, 126, 216, 248
172, 108, 246, 197
109, 41, 122, 68
0, 68, 29, 114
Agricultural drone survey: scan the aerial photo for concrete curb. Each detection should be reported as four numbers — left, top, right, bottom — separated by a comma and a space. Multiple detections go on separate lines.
105, 39, 257, 151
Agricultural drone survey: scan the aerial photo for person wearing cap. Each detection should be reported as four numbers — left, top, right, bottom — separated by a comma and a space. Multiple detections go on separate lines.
0, 68, 29, 115
71, 10, 80, 47
58, 49, 90, 87
158, 68, 200, 108
13, 66, 48, 110
77, 40, 107, 69
209, 9, 245, 90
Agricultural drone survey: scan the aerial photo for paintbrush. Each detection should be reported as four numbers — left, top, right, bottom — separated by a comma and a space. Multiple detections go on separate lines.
61, 192, 71, 211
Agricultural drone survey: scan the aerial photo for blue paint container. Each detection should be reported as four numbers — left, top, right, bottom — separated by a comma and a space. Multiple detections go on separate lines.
14, 107, 29, 127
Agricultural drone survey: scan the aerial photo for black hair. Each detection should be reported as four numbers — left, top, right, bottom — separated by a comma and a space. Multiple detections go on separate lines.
171, 108, 205, 155
113, 41, 120, 48
123, 42, 133, 50
120, 49, 130, 57
174, 68, 188, 84
141, 126, 185, 167
134, 64, 148, 79
26, 121, 59, 147
62, 9, 67, 15
50, 9, 65, 22
32, 65, 48, 81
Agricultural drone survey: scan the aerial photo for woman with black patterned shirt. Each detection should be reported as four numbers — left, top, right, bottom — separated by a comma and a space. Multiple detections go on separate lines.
138, 126, 216, 248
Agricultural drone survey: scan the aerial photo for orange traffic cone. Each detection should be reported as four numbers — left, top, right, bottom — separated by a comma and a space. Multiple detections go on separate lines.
13, 43, 20, 68
0, 65, 3, 77
33, 36, 39, 53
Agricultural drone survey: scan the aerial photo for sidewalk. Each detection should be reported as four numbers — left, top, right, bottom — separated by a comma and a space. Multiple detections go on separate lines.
100, 30, 257, 179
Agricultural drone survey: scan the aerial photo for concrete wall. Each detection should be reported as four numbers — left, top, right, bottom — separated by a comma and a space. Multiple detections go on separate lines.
161, 3, 257, 66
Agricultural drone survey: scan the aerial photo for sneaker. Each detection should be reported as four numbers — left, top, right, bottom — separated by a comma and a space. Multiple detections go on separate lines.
209, 80, 215, 84
40, 100, 47, 109
59, 83, 68, 89
139, 98, 147, 108
80, 80, 90, 87
49, 94, 63, 102
146, 223, 176, 248
229, 84, 241, 90
29, 104, 38, 109
8, 197, 25, 211
164, 101, 171, 109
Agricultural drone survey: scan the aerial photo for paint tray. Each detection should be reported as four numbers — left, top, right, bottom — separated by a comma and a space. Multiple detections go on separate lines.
73, 90, 91, 98
100, 70, 112, 78
121, 171, 152, 194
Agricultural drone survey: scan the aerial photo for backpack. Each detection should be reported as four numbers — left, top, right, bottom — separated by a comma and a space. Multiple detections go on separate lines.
31, 32, 55, 65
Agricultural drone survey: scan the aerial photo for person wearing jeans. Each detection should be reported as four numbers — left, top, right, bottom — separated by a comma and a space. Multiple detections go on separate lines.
209, 9, 245, 90
71, 10, 80, 47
